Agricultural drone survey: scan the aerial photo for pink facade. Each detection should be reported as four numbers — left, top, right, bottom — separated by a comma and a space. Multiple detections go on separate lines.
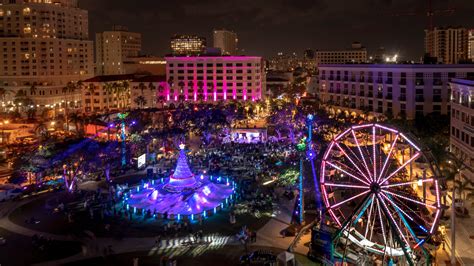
165, 56, 265, 103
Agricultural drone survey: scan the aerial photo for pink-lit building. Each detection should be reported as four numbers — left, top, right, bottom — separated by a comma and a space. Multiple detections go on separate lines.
165, 56, 266, 102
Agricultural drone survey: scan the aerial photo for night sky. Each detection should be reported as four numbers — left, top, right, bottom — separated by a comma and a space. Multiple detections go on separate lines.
79, 0, 473, 60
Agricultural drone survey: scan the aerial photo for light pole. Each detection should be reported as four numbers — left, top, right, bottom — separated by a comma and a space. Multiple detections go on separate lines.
451, 169, 460, 266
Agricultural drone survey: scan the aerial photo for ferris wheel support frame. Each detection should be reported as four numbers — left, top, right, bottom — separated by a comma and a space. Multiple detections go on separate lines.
319, 123, 439, 265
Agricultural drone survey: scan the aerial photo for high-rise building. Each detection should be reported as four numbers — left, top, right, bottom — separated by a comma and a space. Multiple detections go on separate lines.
0, 0, 93, 108
166, 56, 265, 102
315, 42, 367, 64
96, 26, 142, 75
318, 64, 474, 120
449, 78, 474, 181
170, 35, 206, 56
469, 29, 474, 62
213, 29, 238, 55
424, 27, 469, 64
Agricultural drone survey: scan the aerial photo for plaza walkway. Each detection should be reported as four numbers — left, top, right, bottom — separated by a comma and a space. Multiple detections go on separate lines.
0, 190, 313, 265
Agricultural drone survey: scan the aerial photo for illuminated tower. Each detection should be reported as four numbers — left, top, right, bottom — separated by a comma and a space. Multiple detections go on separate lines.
165, 144, 198, 191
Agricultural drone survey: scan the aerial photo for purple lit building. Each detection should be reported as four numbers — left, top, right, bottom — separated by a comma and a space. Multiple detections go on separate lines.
165, 56, 266, 102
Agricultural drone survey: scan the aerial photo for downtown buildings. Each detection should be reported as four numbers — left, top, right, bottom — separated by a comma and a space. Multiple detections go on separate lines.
315, 42, 368, 64
82, 56, 266, 113
425, 27, 469, 64
165, 56, 265, 102
318, 64, 474, 120
170, 34, 206, 56
450, 78, 474, 181
0, 0, 93, 108
213, 29, 238, 55
95, 25, 142, 75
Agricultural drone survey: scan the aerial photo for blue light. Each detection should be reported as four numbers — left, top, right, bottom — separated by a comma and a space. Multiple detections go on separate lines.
177, 214, 180, 221
133, 207, 137, 214
214, 207, 217, 214
418, 225, 428, 233
307, 114, 314, 121
203, 211, 206, 218
191, 214, 194, 220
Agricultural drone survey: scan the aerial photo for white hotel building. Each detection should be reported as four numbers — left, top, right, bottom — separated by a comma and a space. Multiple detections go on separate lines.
0, 0, 93, 108
450, 78, 474, 181
165, 56, 265, 102
318, 64, 474, 120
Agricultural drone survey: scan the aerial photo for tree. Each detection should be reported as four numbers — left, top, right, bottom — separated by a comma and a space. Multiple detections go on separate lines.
138, 82, 146, 95
103, 83, 114, 111
87, 84, 97, 113
134, 95, 147, 109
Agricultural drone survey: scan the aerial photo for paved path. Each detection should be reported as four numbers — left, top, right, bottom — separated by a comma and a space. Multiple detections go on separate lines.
0, 190, 311, 265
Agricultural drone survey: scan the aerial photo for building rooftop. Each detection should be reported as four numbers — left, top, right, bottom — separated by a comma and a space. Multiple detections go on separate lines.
165, 55, 261, 60
133, 75, 166, 83
318, 63, 474, 69
83, 74, 136, 83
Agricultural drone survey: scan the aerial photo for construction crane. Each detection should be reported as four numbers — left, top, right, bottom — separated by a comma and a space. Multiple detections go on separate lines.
391, 0, 455, 30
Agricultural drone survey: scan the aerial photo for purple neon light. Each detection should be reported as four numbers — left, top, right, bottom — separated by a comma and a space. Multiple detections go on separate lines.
382, 189, 437, 209
373, 126, 377, 182
400, 133, 421, 151
351, 130, 373, 181
380, 192, 414, 221
365, 194, 375, 238
375, 124, 399, 134
381, 178, 433, 189
352, 124, 371, 130
325, 161, 371, 186
434, 180, 441, 208
323, 183, 369, 189
330, 190, 369, 209
376, 198, 388, 247
377, 134, 399, 183
329, 209, 341, 227
335, 128, 351, 141
430, 210, 440, 233
378, 152, 421, 185
377, 194, 411, 249
334, 142, 371, 183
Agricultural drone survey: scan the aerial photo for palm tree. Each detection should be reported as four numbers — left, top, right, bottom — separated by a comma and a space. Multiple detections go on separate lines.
0, 87, 12, 112
134, 95, 147, 109
138, 82, 146, 95
68, 112, 84, 136
103, 83, 114, 111
87, 83, 97, 113
157, 85, 165, 108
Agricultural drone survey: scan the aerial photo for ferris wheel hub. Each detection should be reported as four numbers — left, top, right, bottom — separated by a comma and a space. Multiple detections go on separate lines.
370, 183, 381, 194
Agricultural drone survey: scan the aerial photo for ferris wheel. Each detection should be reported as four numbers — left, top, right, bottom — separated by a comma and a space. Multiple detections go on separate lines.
320, 123, 442, 261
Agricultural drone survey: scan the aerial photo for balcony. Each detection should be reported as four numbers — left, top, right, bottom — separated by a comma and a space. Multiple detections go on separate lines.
359, 92, 365, 97
350, 90, 356, 96
328, 76, 334, 80
367, 78, 373, 83
399, 95, 406, 101
399, 80, 406, 85
343, 90, 349, 95
335, 89, 341, 94
433, 96, 442, 102
415, 80, 424, 86
328, 89, 334, 93
377, 93, 384, 99
377, 107, 383, 113
359, 77, 365, 82
385, 79, 393, 84
343, 77, 349, 82
368, 93, 374, 97
415, 95, 425, 102
385, 94, 393, 100
433, 80, 443, 86
321, 75, 326, 80
350, 77, 356, 82
336, 76, 341, 81
376, 78, 383, 83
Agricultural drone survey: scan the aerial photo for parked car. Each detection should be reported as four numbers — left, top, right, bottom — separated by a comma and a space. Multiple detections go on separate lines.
0, 188, 23, 201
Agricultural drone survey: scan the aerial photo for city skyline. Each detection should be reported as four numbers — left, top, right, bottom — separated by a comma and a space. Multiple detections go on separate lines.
79, 0, 474, 59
